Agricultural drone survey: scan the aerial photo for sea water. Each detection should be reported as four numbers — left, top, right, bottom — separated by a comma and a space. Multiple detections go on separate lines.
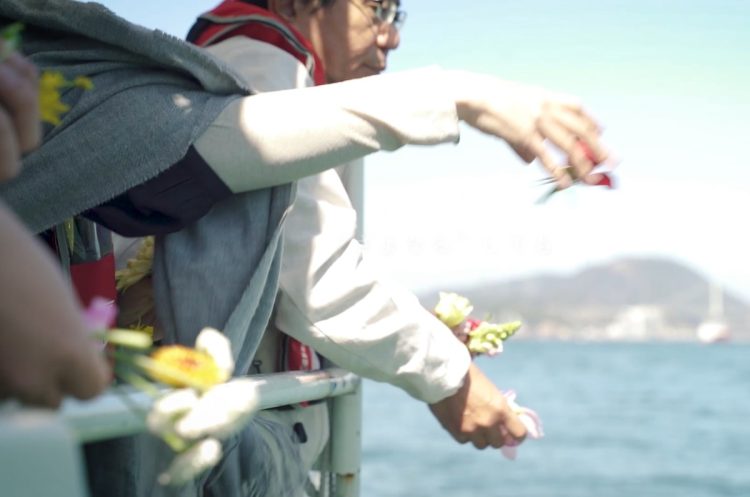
361, 342, 750, 497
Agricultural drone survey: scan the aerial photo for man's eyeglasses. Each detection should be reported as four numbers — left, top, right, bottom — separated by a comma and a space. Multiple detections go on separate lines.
362, 0, 407, 31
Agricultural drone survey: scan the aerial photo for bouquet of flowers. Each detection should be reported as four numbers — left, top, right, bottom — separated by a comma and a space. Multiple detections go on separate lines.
434, 292, 544, 459
84, 298, 259, 486
434, 291, 521, 357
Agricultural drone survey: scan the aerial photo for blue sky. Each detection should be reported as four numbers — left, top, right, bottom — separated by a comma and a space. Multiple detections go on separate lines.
95, 1, 750, 301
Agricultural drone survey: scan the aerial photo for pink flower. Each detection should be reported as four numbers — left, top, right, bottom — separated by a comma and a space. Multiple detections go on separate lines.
466, 318, 482, 331
82, 296, 117, 332
500, 390, 544, 460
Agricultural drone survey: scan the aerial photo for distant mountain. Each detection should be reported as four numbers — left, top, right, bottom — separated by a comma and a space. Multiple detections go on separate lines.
419, 257, 750, 341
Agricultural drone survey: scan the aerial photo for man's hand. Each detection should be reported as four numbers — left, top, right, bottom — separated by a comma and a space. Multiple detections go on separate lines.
429, 362, 527, 449
450, 70, 609, 190
0, 206, 110, 408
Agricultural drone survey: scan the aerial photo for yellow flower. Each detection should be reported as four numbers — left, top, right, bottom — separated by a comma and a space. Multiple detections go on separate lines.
2, 25, 93, 125
40, 70, 66, 88
145, 345, 226, 390
130, 324, 155, 338
116, 236, 155, 292
39, 72, 70, 126
73, 75, 94, 90
38, 70, 93, 126
434, 292, 474, 328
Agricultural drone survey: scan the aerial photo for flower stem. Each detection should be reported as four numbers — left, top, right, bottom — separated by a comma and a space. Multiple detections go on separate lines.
0, 22, 23, 61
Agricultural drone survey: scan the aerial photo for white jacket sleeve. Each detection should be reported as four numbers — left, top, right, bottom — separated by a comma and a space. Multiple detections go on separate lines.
194, 38, 460, 193
274, 170, 471, 404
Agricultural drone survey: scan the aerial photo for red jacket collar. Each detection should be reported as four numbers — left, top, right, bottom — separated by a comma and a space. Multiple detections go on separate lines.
187, 1, 326, 85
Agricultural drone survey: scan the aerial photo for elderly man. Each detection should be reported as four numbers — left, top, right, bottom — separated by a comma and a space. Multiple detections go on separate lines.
174, 0, 607, 495
187, 0, 524, 458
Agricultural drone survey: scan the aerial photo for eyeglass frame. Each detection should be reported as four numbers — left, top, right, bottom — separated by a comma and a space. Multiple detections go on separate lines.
359, 0, 407, 31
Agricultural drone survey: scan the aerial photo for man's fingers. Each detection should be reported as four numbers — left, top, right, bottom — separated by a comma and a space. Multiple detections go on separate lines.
471, 435, 490, 450
23, 385, 63, 409
523, 134, 572, 189
0, 107, 20, 180
1, 375, 63, 408
552, 113, 608, 163
504, 412, 528, 443
537, 115, 597, 181
4, 51, 39, 83
0, 59, 41, 154
486, 427, 506, 449
58, 345, 110, 400
551, 108, 602, 148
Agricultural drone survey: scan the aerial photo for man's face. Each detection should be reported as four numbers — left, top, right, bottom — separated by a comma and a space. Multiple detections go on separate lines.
290, 0, 401, 83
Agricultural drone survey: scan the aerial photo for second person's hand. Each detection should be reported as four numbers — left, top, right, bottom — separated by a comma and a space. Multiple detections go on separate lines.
428, 362, 527, 450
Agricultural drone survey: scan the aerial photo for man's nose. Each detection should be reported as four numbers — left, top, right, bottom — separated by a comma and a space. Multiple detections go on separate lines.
377, 23, 400, 51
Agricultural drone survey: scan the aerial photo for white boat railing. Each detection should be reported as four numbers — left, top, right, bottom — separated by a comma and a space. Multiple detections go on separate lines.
0, 368, 362, 497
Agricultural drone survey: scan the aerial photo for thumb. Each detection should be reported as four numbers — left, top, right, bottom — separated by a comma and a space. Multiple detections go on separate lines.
58, 345, 111, 400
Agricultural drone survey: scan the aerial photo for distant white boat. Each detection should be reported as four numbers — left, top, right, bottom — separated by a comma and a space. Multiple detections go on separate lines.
696, 320, 730, 343
696, 282, 731, 343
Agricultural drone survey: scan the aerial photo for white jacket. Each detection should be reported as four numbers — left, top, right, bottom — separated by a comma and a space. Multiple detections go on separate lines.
202, 37, 471, 404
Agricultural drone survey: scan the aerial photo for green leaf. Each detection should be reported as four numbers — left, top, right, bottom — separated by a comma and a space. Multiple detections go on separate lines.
1, 22, 24, 60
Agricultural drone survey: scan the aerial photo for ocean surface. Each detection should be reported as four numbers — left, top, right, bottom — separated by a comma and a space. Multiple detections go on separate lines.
360, 342, 750, 497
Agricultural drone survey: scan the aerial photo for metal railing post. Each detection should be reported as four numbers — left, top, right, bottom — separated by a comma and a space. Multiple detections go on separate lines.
329, 381, 362, 497
0, 408, 89, 497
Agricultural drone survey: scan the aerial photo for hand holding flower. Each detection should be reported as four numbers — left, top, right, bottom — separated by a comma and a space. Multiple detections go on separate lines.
98, 323, 260, 486
431, 291, 543, 458
429, 363, 527, 450
537, 140, 617, 203
0, 216, 110, 407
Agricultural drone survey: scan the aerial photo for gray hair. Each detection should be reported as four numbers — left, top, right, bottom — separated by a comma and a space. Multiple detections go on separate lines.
238, 0, 336, 8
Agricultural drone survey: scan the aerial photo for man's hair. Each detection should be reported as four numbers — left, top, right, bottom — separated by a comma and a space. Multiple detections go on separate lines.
187, 0, 336, 43
239, 0, 336, 7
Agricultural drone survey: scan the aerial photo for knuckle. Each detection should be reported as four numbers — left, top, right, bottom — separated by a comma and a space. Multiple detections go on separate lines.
13, 84, 37, 112
454, 433, 470, 445
19, 59, 39, 82
56, 341, 83, 371
473, 439, 489, 450
0, 157, 21, 181
0, 110, 13, 134
41, 390, 63, 408
7, 374, 61, 408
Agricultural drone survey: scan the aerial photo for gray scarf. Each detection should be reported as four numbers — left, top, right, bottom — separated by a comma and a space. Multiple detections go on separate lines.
0, 0, 250, 233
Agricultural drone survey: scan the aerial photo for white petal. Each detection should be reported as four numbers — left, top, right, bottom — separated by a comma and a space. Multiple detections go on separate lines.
175, 379, 259, 440
147, 389, 199, 435
519, 409, 544, 439
195, 327, 234, 379
501, 446, 518, 460
158, 438, 222, 486
434, 292, 474, 327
